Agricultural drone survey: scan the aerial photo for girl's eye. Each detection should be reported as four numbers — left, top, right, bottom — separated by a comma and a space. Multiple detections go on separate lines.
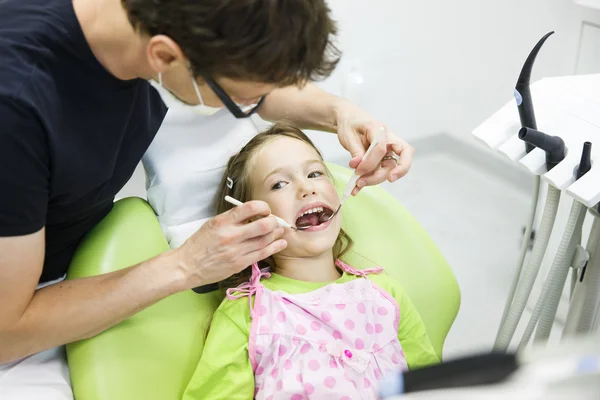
271, 181, 287, 190
308, 170, 324, 179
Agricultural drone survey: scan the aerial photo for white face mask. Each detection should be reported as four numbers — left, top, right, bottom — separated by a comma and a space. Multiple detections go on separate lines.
149, 73, 223, 116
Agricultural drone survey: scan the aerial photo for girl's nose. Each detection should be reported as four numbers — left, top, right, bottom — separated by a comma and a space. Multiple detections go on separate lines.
298, 180, 318, 199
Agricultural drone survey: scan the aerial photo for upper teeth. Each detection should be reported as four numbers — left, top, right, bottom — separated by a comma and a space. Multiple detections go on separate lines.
299, 207, 323, 217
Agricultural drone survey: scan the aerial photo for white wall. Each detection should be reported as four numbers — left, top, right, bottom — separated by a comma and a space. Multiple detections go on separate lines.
312, 0, 597, 150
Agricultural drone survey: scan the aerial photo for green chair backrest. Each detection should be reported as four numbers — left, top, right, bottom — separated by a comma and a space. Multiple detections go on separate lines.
66, 163, 460, 400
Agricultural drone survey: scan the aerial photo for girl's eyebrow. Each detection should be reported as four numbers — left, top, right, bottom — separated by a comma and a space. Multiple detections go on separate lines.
262, 159, 323, 183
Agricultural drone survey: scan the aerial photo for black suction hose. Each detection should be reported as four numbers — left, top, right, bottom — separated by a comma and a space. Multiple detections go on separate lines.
576, 142, 592, 179
518, 127, 566, 170
515, 31, 554, 153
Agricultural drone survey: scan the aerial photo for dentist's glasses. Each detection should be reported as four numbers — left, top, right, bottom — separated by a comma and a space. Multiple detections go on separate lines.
205, 77, 266, 119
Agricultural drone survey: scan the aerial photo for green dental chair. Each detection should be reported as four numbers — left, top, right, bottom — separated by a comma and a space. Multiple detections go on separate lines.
66, 163, 460, 400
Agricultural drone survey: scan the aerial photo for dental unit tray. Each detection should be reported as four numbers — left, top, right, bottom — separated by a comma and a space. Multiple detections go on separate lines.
473, 73, 600, 208
472, 32, 600, 355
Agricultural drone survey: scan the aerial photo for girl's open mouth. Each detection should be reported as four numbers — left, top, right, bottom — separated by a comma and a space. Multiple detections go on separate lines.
295, 205, 335, 231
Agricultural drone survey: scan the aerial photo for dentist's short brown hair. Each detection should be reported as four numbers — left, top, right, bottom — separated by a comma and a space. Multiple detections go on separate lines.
121, 0, 341, 86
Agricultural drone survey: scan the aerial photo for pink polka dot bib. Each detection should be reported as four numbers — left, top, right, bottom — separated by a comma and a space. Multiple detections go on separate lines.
226, 260, 408, 400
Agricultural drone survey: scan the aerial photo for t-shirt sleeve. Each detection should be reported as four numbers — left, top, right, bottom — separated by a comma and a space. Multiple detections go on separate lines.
182, 309, 255, 400
394, 286, 440, 369
0, 98, 49, 236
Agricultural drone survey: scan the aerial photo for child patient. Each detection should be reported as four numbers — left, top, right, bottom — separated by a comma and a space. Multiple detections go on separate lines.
182, 122, 439, 400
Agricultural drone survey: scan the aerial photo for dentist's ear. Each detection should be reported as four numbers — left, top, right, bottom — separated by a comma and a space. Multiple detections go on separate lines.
146, 34, 186, 74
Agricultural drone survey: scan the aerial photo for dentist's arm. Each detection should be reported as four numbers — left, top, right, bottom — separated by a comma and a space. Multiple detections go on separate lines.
258, 83, 414, 191
0, 204, 286, 364
0, 98, 286, 364
258, 83, 340, 133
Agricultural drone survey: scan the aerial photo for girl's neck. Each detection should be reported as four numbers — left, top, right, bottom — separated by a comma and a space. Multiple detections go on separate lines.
272, 251, 341, 282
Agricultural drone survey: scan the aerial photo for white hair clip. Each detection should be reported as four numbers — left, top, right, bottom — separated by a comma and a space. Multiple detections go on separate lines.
226, 177, 234, 189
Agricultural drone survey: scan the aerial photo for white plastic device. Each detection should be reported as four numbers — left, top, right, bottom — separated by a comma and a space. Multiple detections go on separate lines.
473, 74, 599, 206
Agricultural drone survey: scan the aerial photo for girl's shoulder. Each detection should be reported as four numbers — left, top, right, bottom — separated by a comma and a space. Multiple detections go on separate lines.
366, 269, 408, 300
216, 290, 253, 313
213, 290, 254, 331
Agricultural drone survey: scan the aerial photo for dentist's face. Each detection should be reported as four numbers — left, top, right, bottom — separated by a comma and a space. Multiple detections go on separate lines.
146, 34, 277, 109
159, 63, 276, 108
248, 136, 342, 259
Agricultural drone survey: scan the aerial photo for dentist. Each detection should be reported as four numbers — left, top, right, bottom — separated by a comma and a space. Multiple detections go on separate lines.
0, 0, 413, 398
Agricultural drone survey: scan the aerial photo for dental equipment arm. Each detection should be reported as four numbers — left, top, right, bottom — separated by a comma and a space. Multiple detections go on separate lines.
563, 207, 600, 337
499, 177, 540, 333
497, 32, 554, 342
518, 200, 586, 351
572, 213, 600, 334
570, 143, 593, 297
531, 143, 594, 343
494, 185, 561, 351
495, 127, 566, 352
514, 31, 554, 153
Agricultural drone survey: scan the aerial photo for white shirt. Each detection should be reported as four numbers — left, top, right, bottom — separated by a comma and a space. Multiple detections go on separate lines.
142, 108, 268, 248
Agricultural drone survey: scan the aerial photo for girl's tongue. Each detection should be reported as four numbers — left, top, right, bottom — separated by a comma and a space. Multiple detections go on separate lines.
295, 208, 334, 229
296, 213, 321, 228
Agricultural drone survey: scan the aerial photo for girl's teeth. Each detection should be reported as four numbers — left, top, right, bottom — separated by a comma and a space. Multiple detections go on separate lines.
300, 207, 324, 217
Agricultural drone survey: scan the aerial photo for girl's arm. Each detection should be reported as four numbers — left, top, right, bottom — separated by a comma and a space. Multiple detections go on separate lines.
395, 289, 440, 369
182, 309, 254, 400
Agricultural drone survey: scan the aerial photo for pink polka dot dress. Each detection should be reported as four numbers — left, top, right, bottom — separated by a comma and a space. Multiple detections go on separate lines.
226, 260, 408, 400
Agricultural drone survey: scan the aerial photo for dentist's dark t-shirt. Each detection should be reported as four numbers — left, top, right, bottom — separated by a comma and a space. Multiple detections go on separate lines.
0, 0, 167, 282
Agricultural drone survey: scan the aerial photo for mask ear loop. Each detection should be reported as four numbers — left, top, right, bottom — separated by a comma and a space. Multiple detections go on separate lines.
191, 76, 206, 106
226, 177, 234, 190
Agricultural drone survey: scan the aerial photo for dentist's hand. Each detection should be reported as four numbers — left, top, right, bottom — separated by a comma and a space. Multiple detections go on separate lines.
335, 100, 414, 195
176, 201, 287, 289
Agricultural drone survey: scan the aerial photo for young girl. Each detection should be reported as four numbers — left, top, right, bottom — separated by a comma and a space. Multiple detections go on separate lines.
182, 123, 439, 400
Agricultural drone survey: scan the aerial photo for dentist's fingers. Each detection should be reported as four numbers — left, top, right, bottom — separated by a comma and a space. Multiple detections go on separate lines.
339, 119, 369, 169
178, 207, 283, 288
225, 200, 272, 226
241, 237, 288, 268
354, 139, 414, 194
387, 140, 414, 182
237, 215, 281, 241
241, 227, 286, 257
353, 127, 388, 176
380, 155, 399, 170
352, 155, 396, 193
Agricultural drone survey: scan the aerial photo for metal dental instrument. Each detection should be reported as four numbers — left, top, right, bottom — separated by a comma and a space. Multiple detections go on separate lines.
319, 126, 388, 223
224, 195, 302, 230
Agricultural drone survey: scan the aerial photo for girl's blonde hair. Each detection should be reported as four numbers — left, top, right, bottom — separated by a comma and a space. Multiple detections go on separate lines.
215, 121, 353, 289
